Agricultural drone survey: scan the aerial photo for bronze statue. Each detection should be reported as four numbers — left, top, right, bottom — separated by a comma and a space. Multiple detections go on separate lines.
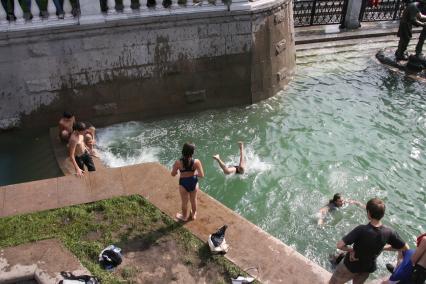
395, 0, 426, 61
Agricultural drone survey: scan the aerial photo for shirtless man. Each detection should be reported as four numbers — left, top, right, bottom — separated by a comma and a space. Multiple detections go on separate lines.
213, 142, 245, 175
411, 233, 426, 283
69, 121, 96, 177
58, 111, 75, 142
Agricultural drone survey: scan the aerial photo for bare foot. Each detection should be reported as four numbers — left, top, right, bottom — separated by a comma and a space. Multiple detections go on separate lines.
238, 141, 244, 150
212, 154, 220, 160
190, 211, 197, 220
176, 213, 188, 222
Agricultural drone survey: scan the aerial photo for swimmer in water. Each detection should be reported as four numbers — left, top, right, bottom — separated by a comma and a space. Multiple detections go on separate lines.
212, 141, 245, 175
317, 193, 364, 226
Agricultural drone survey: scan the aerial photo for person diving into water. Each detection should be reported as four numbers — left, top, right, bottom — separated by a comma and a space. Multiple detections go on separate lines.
212, 141, 246, 175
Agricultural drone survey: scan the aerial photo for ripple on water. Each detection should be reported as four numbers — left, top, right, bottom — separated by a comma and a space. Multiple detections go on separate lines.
97, 42, 426, 279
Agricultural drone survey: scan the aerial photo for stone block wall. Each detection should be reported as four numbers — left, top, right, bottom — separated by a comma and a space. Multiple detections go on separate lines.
0, 0, 295, 130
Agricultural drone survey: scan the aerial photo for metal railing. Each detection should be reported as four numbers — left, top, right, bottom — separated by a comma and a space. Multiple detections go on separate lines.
293, 0, 406, 27
359, 0, 405, 22
293, 0, 348, 27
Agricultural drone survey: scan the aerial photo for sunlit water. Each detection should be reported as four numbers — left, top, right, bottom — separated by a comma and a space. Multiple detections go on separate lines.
97, 46, 426, 278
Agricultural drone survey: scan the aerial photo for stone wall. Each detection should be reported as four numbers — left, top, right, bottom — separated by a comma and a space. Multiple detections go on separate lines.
0, 0, 295, 130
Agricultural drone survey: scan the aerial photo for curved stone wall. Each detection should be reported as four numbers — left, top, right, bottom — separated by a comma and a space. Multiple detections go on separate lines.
0, 0, 295, 130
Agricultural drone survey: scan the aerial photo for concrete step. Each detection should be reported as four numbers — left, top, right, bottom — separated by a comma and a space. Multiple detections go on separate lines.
296, 41, 420, 65
296, 34, 397, 52
295, 21, 422, 45
296, 39, 397, 57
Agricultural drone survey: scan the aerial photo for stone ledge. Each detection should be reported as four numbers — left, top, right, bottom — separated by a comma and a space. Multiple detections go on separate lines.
0, 239, 90, 284
0, 162, 331, 283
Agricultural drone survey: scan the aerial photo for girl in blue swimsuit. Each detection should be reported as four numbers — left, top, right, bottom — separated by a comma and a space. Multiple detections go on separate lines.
171, 143, 204, 222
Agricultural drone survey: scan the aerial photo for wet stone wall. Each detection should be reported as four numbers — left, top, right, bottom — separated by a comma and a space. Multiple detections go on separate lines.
0, 0, 294, 130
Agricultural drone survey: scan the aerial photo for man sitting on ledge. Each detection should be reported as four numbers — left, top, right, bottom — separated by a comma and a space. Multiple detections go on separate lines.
58, 111, 75, 143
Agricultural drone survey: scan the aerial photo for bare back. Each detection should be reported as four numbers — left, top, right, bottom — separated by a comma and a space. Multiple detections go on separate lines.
172, 158, 204, 179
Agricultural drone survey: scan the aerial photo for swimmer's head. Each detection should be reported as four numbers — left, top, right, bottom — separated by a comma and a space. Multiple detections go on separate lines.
73, 121, 86, 132
366, 198, 385, 220
63, 111, 74, 119
330, 193, 344, 207
182, 142, 195, 158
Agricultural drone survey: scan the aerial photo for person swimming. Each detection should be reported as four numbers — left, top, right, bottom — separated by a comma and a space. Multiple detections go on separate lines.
212, 141, 245, 175
171, 143, 205, 222
317, 193, 364, 225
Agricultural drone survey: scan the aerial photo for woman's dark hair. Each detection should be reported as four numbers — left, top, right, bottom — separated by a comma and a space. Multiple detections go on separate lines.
73, 121, 86, 132
329, 193, 342, 204
366, 198, 385, 220
181, 143, 195, 169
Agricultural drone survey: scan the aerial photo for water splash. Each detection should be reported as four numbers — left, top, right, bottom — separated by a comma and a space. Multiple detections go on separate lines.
95, 41, 426, 279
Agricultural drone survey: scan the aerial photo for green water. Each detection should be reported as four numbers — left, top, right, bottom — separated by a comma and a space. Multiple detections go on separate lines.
97, 49, 426, 277
0, 130, 62, 186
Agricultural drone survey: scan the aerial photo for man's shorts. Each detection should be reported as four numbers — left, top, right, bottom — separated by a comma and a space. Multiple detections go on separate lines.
329, 261, 369, 284
412, 264, 426, 284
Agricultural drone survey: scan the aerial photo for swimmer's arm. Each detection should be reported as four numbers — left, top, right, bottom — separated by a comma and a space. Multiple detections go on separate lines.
317, 207, 329, 226
195, 159, 205, 178
346, 199, 365, 208
171, 161, 179, 177
411, 238, 426, 265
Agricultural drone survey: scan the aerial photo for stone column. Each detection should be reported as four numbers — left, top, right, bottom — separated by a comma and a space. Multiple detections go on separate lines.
79, 0, 105, 24
343, 0, 363, 29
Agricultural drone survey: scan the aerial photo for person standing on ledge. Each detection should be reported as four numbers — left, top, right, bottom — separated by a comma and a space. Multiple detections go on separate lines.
58, 111, 75, 143
69, 122, 96, 177
318, 193, 364, 225
395, 0, 426, 61
212, 141, 245, 175
329, 198, 408, 284
171, 143, 204, 222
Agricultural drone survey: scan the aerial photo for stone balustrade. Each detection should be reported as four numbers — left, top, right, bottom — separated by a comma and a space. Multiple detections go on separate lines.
0, 0, 251, 31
